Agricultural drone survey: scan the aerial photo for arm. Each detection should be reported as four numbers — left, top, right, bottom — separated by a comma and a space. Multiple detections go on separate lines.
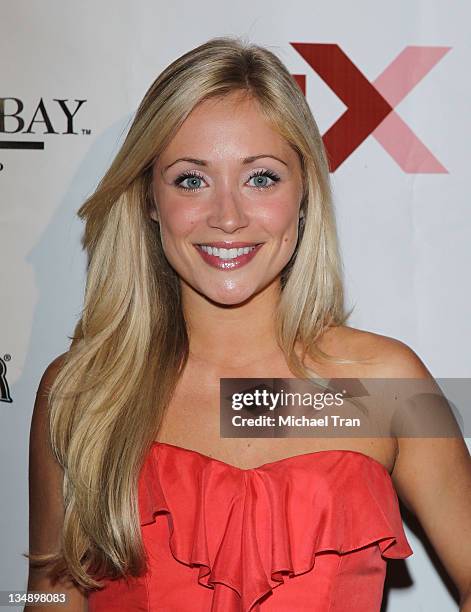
394, 434, 471, 610
385, 342, 471, 610
24, 354, 88, 611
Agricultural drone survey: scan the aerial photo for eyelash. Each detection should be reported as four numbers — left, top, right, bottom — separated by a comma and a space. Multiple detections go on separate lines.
173, 169, 281, 192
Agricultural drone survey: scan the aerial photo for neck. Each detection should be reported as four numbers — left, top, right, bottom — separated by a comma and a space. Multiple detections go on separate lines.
181, 278, 282, 369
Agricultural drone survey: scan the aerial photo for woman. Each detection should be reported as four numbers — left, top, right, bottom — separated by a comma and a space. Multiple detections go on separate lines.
25, 36, 471, 611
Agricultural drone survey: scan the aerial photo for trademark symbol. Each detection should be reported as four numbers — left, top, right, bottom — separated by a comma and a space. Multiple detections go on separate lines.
81, 128, 91, 135
3, 354, 11, 361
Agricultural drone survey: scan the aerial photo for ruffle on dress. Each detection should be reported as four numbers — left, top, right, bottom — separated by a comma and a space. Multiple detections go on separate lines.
138, 442, 413, 612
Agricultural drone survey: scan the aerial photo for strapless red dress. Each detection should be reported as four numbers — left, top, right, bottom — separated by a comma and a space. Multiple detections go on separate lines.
87, 442, 413, 611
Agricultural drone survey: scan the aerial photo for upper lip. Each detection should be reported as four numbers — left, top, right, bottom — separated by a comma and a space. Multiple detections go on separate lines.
196, 241, 261, 248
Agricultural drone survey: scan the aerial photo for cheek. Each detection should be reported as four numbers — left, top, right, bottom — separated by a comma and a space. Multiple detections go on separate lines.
159, 202, 200, 242
256, 199, 299, 238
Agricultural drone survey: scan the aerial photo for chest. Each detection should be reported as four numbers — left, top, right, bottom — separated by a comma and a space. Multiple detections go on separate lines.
155, 358, 397, 472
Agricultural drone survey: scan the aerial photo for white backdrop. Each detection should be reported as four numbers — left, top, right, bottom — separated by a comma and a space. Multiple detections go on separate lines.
1, 1, 470, 610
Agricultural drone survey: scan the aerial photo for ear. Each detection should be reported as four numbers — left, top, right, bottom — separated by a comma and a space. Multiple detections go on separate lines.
148, 191, 160, 223
149, 207, 160, 223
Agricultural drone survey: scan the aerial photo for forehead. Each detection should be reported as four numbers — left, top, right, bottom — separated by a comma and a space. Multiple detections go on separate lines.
159, 92, 293, 162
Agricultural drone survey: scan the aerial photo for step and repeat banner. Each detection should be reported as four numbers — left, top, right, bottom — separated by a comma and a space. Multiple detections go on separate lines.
1, 1, 469, 610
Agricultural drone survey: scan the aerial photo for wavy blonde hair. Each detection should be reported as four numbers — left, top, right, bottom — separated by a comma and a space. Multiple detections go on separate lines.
27, 36, 362, 589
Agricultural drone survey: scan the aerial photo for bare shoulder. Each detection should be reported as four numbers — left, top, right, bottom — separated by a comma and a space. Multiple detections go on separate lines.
39, 352, 69, 387
329, 328, 471, 601
321, 324, 432, 378
31, 351, 70, 444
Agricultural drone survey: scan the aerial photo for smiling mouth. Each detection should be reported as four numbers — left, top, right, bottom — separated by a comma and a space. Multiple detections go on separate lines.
194, 243, 263, 269
198, 243, 260, 258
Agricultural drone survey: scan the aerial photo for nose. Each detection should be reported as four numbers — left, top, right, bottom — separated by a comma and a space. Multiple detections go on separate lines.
206, 183, 250, 234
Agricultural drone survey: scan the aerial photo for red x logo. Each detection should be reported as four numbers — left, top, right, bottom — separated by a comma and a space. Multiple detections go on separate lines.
291, 43, 451, 173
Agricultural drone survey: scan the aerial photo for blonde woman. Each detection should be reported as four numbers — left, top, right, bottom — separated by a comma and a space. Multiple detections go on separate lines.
26, 37, 471, 611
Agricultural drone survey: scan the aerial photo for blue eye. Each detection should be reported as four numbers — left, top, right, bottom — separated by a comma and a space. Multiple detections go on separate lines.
174, 170, 206, 191
173, 168, 281, 192
247, 169, 281, 190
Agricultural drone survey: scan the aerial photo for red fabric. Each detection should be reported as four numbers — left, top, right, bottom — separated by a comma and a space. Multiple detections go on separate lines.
88, 442, 413, 611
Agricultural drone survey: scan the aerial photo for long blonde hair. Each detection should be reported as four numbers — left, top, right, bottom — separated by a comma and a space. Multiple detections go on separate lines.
28, 35, 361, 589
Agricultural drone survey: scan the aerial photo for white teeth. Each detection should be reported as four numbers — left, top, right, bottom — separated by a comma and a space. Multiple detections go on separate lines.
199, 245, 256, 259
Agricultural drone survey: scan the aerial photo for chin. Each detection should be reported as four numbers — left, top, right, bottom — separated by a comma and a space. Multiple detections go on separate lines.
200, 283, 259, 307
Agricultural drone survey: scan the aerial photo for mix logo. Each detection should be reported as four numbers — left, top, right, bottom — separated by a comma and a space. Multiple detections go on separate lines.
290, 43, 451, 172
0, 356, 12, 403
0, 97, 88, 152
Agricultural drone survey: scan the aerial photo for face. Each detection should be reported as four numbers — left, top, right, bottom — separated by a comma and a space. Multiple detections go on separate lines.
151, 91, 304, 305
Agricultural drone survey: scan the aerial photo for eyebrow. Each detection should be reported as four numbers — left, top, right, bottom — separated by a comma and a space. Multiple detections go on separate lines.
162, 154, 288, 173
